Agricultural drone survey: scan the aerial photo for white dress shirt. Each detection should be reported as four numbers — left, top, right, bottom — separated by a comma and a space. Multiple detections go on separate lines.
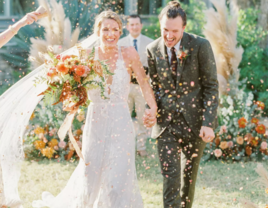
129, 34, 141, 52
166, 41, 181, 64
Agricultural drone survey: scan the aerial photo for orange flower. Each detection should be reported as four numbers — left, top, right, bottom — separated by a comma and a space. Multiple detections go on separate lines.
238, 117, 247, 128
75, 65, 86, 76
41, 147, 55, 159
178, 51, 187, 59
256, 124, 266, 134
251, 118, 259, 125
250, 137, 259, 147
265, 188, 268, 194
34, 140, 46, 150
236, 136, 244, 145
34, 127, 45, 135
61, 55, 72, 62
93, 60, 103, 77
47, 67, 57, 78
48, 138, 58, 147
245, 146, 252, 156
244, 133, 253, 142
56, 62, 69, 74
256, 101, 265, 110
219, 141, 228, 150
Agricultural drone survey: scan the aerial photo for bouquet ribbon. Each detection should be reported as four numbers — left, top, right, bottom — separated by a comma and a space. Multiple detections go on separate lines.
58, 110, 90, 166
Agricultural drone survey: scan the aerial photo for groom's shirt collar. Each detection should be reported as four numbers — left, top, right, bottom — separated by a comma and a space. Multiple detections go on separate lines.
166, 40, 181, 64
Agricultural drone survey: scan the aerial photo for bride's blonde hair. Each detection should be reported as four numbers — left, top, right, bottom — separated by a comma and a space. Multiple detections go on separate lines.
94, 10, 123, 35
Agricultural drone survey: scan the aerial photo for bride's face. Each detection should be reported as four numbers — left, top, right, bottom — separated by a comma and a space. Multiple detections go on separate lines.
99, 19, 121, 47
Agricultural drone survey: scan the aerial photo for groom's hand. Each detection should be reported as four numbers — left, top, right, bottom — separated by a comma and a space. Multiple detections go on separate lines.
199, 126, 215, 143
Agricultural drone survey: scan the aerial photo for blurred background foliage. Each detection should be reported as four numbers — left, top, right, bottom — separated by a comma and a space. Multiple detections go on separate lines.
0, 0, 268, 114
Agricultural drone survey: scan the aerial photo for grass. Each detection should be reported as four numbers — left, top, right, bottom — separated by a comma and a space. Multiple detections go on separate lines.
17, 139, 268, 208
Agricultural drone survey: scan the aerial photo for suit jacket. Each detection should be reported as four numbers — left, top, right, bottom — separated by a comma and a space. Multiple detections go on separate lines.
147, 32, 219, 139
118, 34, 153, 67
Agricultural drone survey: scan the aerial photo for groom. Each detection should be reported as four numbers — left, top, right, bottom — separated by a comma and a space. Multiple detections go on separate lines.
145, 1, 219, 208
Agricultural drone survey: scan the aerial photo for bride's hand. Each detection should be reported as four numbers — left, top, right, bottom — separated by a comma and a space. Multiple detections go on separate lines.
18, 12, 38, 26
143, 108, 157, 128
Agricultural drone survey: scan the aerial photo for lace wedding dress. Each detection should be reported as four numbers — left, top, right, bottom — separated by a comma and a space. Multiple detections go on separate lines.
32, 46, 144, 208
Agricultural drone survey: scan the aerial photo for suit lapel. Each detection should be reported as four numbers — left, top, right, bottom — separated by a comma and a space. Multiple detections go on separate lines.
176, 33, 190, 90
157, 38, 174, 88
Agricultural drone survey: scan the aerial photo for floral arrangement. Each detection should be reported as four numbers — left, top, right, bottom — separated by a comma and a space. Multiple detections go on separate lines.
203, 85, 268, 162
23, 104, 86, 162
35, 45, 112, 110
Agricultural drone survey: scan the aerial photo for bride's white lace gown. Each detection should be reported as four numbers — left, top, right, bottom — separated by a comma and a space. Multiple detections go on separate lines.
32, 46, 144, 208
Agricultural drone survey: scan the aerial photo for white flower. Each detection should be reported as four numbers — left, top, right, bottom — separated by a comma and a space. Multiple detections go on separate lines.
226, 96, 233, 106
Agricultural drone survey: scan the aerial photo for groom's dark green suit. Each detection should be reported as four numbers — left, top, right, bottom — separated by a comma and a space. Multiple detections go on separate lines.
147, 32, 218, 208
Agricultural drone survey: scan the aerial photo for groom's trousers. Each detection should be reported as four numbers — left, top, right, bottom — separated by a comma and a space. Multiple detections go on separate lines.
157, 113, 206, 208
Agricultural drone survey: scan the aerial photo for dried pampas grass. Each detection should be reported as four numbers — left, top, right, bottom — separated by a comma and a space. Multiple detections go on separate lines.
29, 0, 80, 69
203, 0, 243, 95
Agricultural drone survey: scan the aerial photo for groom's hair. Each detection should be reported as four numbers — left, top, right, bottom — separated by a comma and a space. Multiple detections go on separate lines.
127, 14, 142, 24
159, 1, 187, 26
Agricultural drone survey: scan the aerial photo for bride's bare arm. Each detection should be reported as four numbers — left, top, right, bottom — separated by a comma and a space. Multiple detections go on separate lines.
124, 47, 157, 126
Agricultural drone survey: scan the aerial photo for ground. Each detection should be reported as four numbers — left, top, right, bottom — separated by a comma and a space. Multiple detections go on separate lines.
18, 138, 267, 208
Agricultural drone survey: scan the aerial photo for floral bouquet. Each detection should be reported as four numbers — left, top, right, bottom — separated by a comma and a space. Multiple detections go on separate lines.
33, 45, 112, 164
35, 45, 112, 110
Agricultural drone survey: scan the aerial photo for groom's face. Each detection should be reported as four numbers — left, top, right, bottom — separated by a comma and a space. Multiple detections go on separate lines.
160, 15, 185, 48
99, 19, 121, 47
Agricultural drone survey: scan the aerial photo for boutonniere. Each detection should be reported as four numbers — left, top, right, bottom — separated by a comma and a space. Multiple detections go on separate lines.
177, 47, 189, 66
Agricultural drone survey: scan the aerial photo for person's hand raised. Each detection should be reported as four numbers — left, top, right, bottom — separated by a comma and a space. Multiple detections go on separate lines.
18, 12, 39, 26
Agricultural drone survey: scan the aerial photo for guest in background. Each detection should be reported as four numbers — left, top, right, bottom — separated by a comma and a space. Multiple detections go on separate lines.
118, 14, 153, 157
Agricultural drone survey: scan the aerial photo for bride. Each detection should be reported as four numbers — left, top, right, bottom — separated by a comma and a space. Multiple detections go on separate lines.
0, 10, 157, 208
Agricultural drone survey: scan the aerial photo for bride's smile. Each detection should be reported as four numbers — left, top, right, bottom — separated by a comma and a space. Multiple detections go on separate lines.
99, 19, 121, 49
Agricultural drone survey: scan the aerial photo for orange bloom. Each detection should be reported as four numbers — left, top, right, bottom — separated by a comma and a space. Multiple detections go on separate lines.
236, 136, 244, 145
245, 146, 252, 156
34, 140, 46, 150
244, 133, 253, 142
219, 141, 228, 150
250, 137, 259, 147
178, 51, 187, 60
256, 101, 265, 110
238, 117, 247, 128
47, 67, 57, 78
41, 147, 55, 159
34, 127, 45, 135
48, 138, 58, 147
56, 63, 69, 74
256, 124, 266, 134
61, 55, 72, 62
265, 188, 268, 194
251, 118, 259, 125
75, 65, 86, 76
93, 60, 103, 77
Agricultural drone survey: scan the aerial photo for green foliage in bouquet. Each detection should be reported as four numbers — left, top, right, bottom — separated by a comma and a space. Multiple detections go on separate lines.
237, 8, 268, 115
141, 0, 206, 40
